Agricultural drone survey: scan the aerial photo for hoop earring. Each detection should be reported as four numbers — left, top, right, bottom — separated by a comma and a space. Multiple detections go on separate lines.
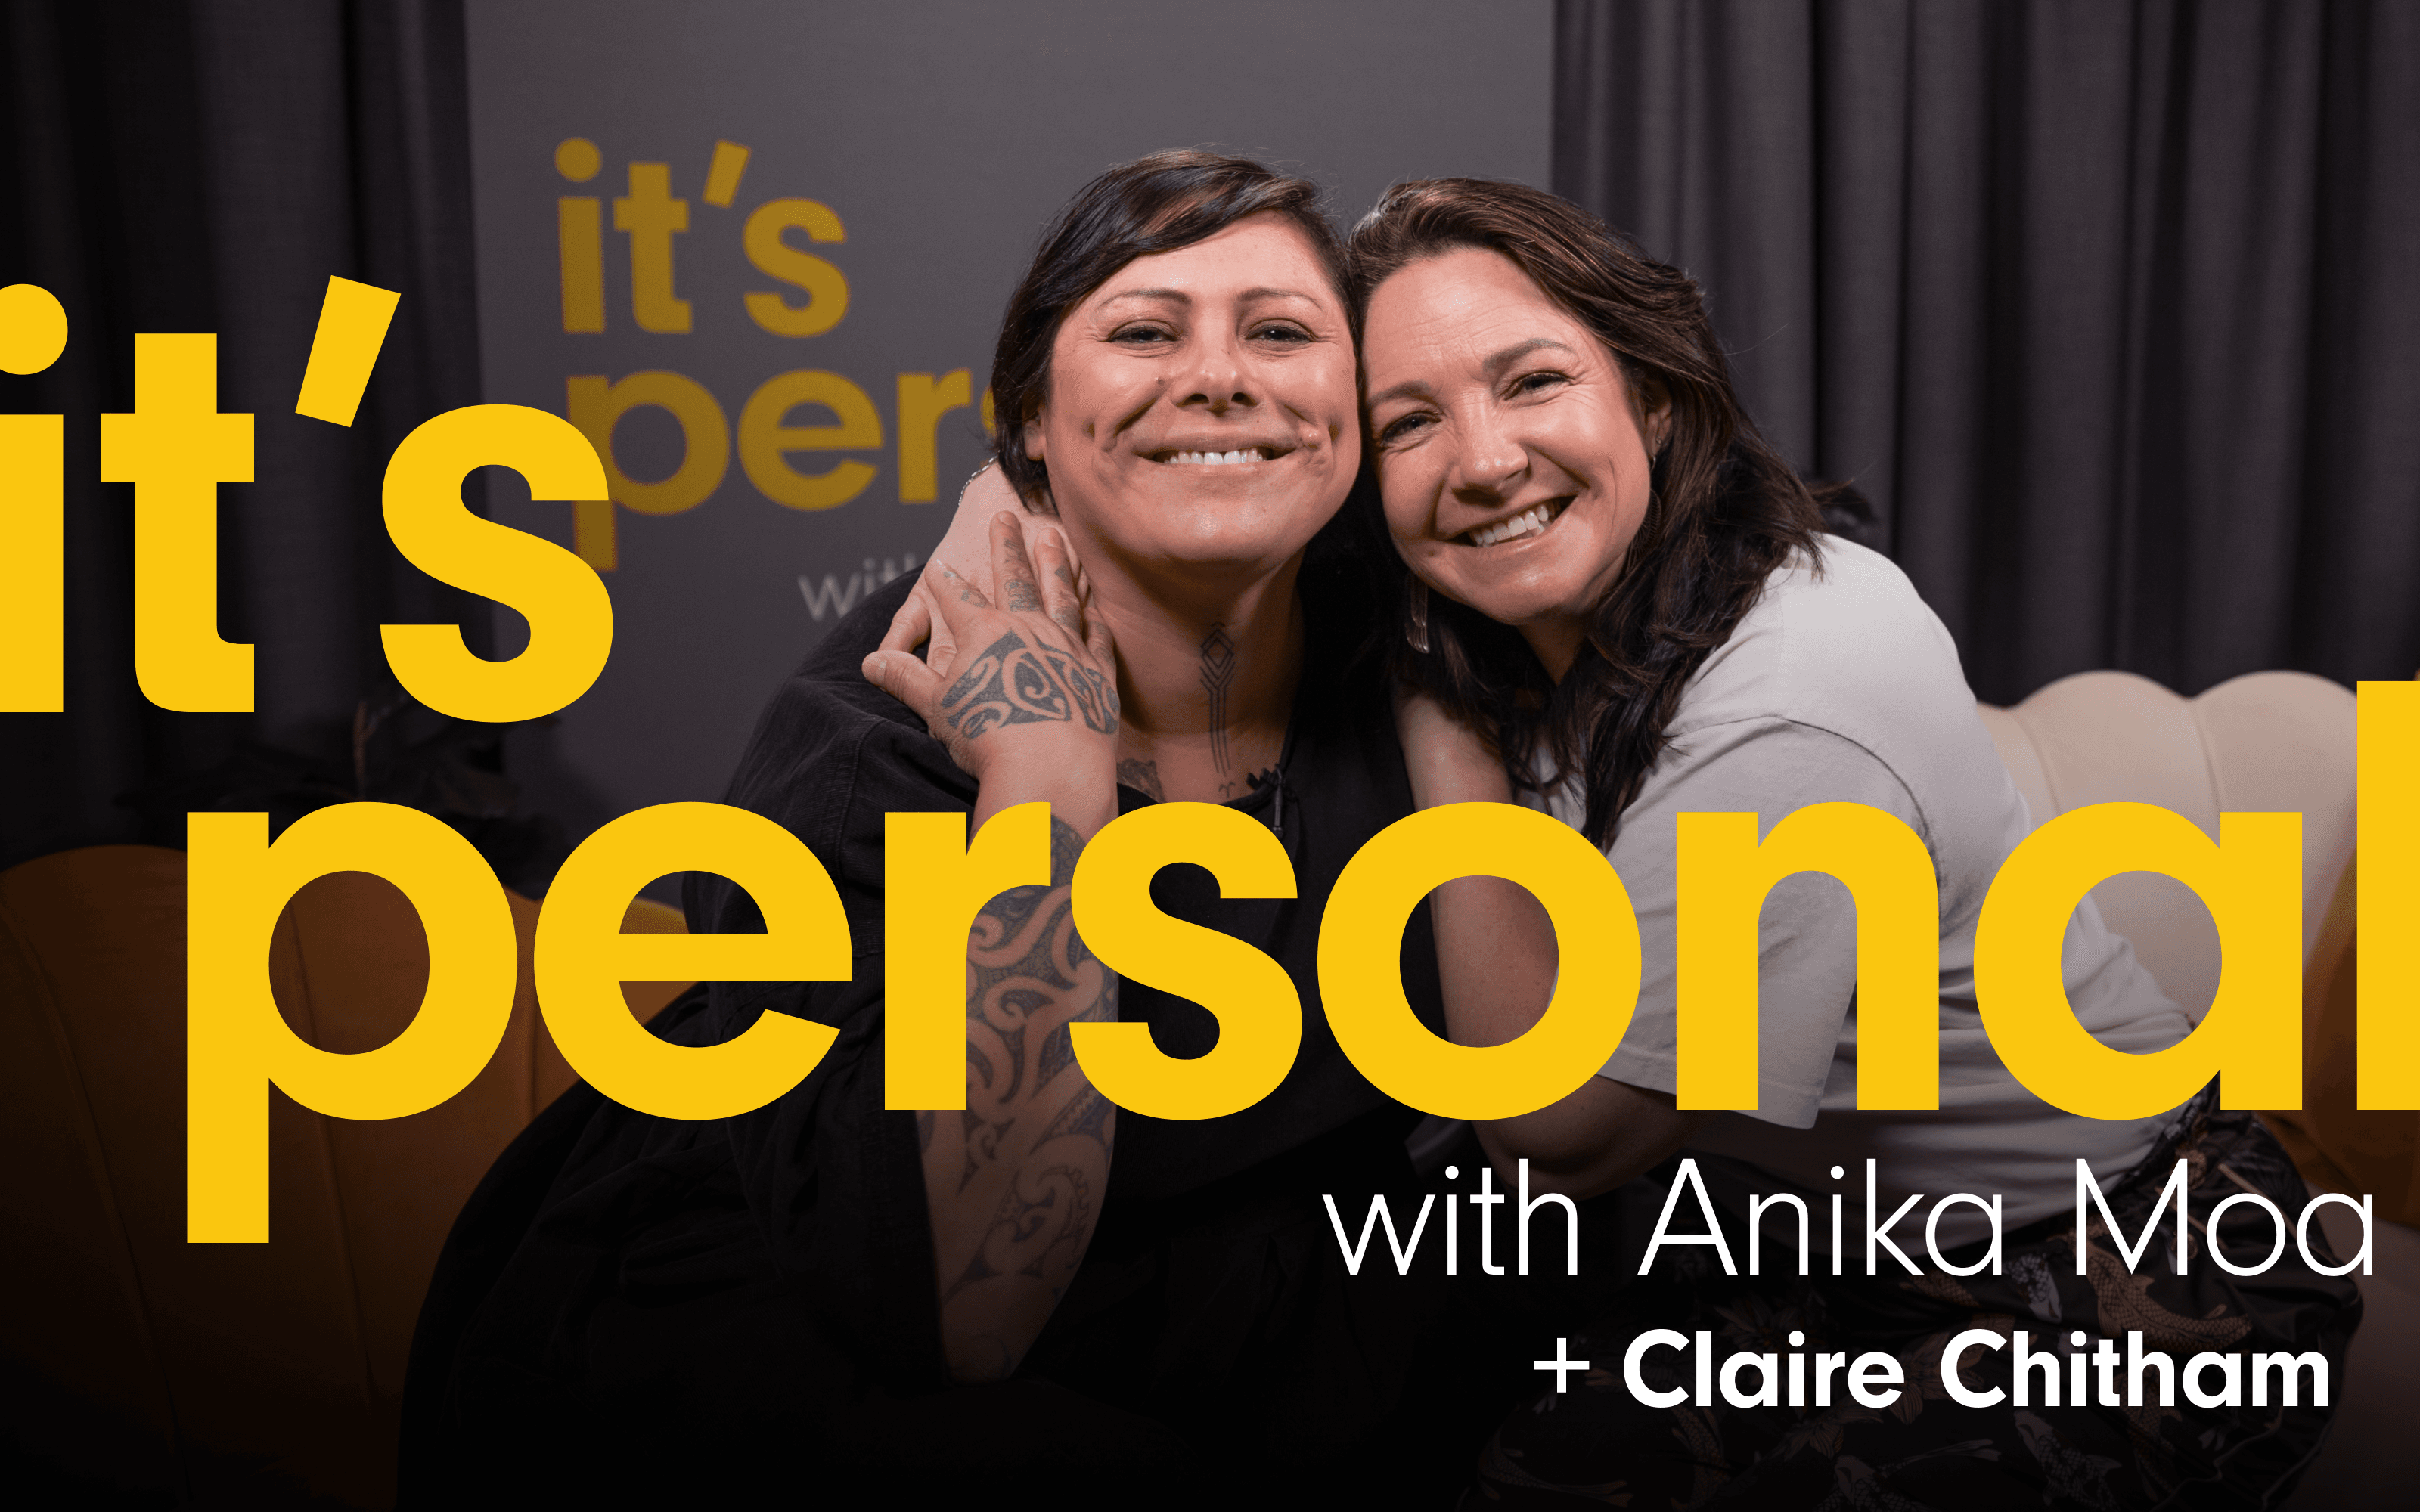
1404, 578, 1431, 655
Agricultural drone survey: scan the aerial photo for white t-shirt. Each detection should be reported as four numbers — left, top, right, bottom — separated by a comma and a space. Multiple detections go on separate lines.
1537, 538, 2192, 1243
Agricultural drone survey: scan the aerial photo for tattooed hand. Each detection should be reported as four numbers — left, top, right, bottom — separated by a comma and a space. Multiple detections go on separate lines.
878, 463, 1090, 669
864, 510, 1119, 789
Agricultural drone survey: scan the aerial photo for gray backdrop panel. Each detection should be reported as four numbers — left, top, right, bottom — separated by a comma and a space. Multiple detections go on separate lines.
467, 0, 1551, 875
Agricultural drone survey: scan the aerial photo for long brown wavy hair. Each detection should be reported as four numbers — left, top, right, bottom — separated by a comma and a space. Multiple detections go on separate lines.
1347, 179, 1829, 847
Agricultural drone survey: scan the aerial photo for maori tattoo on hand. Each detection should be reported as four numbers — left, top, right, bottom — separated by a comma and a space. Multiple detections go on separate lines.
1199, 622, 1238, 773
926, 817, 1118, 1376
1004, 569, 1044, 614
942, 631, 1117, 740
1045, 562, 1082, 634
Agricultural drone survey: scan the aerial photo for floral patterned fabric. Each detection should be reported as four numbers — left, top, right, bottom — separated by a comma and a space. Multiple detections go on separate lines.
1476, 1092, 2360, 1510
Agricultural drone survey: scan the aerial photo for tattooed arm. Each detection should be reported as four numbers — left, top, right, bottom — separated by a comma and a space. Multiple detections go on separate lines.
864, 511, 1124, 1382
914, 816, 1116, 1382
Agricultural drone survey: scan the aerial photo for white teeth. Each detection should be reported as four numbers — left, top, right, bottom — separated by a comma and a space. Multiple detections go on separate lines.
1161, 448, 1267, 465
1466, 502, 1561, 547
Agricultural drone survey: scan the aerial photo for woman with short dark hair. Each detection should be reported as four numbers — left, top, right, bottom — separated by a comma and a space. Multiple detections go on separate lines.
403, 150, 1460, 1501
1351, 177, 2356, 1508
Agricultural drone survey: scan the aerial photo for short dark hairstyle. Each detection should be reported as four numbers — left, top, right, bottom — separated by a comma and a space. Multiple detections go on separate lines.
989, 149, 1348, 510
1348, 178, 1827, 847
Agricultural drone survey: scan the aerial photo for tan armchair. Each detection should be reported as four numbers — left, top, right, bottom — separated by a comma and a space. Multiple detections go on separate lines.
0, 845, 690, 1507
1975, 668, 2358, 1024
1978, 670, 2409, 1508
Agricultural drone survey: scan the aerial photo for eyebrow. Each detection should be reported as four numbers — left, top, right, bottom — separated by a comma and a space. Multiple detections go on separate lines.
1094, 285, 1326, 308
1484, 337, 1578, 376
1368, 337, 1581, 408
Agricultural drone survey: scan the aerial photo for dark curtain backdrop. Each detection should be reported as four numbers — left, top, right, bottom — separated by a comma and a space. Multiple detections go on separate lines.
0, 0, 492, 875
1555, 0, 2420, 705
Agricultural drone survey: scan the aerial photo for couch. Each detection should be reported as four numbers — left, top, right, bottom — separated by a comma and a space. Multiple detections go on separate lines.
0, 846, 687, 1506
1976, 670, 2413, 1507
5, 670, 2412, 1504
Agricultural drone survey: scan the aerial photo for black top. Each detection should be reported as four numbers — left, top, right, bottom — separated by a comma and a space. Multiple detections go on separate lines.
400, 572, 1447, 1499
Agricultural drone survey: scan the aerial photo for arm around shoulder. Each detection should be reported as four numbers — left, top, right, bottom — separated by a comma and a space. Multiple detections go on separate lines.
1395, 690, 1711, 1199
1478, 1078, 1711, 1201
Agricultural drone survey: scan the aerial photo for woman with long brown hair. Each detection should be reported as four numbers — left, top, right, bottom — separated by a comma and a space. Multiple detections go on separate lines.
1352, 178, 2354, 1508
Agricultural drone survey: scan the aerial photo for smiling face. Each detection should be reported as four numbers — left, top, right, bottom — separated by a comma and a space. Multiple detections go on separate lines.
1025, 212, 1359, 588
1362, 246, 1671, 679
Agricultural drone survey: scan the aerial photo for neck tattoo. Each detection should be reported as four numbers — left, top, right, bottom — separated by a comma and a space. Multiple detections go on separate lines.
1199, 622, 1238, 774
1116, 758, 1166, 802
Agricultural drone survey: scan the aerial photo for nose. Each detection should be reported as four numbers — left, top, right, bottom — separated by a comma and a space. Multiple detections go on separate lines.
1447, 407, 1526, 502
1175, 325, 1255, 413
